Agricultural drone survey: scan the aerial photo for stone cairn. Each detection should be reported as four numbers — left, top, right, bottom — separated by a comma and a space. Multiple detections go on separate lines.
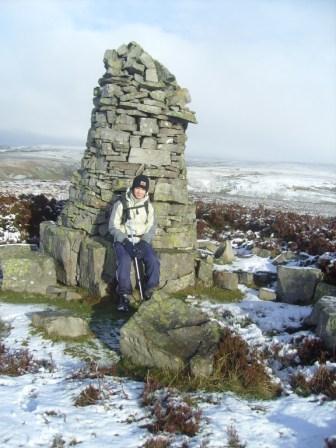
40, 42, 198, 297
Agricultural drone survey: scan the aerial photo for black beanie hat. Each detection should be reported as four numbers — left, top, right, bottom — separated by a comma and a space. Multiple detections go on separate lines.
131, 174, 150, 192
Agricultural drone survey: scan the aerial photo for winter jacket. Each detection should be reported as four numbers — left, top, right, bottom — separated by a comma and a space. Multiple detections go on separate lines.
108, 188, 156, 244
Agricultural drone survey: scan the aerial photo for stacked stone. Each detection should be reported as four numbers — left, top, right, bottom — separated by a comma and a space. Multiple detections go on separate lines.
60, 41, 196, 250
41, 42, 198, 295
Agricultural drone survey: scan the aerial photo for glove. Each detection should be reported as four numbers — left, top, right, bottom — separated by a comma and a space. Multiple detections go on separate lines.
123, 238, 135, 258
134, 240, 148, 258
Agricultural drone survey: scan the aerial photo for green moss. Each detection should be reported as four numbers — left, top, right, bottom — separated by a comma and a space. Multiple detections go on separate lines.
0, 290, 97, 318
29, 324, 93, 343
173, 285, 243, 303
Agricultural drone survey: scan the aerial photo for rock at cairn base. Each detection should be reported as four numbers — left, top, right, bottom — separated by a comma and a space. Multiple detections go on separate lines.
40, 42, 198, 296
120, 292, 221, 376
0, 244, 57, 295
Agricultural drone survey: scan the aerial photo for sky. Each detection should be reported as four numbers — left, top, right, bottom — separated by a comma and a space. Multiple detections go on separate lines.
0, 0, 335, 164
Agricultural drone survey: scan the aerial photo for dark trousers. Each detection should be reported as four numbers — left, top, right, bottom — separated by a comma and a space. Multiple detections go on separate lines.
114, 241, 160, 295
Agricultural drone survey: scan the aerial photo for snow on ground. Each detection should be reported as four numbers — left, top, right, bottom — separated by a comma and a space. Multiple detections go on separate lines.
1, 282, 336, 447
0, 180, 70, 200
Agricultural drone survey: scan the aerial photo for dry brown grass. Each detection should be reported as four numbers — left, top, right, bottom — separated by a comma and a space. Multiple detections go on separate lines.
141, 375, 201, 438
296, 337, 330, 365
0, 342, 54, 376
74, 384, 101, 406
212, 328, 281, 399
143, 436, 170, 448
69, 361, 117, 380
196, 200, 336, 256
0, 193, 63, 243
149, 398, 201, 436
291, 365, 336, 399
226, 424, 246, 448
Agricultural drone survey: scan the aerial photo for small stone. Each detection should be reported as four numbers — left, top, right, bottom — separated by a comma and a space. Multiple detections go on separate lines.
139, 117, 159, 135
145, 68, 159, 82
259, 288, 276, 301
213, 270, 239, 291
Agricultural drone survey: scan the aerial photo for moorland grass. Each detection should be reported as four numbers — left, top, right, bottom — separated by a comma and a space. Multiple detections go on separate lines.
118, 328, 281, 401
0, 289, 98, 317
173, 285, 243, 303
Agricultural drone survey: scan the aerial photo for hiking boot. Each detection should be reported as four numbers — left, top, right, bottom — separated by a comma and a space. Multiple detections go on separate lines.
117, 294, 130, 312
143, 289, 154, 301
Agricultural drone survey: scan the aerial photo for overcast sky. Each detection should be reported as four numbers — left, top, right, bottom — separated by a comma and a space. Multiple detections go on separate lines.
0, 0, 335, 163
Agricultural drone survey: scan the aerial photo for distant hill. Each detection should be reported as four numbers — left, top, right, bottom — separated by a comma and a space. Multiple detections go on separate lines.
0, 145, 83, 180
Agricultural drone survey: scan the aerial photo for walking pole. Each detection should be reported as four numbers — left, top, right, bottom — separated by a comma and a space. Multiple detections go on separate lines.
128, 222, 144, 302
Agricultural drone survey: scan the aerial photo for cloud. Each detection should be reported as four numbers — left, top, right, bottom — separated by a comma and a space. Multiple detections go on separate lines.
0, 0, 335, 163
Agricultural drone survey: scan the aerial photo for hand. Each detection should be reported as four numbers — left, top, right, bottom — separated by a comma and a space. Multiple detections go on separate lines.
134, 240, 148, 258
123, 238, 135, 258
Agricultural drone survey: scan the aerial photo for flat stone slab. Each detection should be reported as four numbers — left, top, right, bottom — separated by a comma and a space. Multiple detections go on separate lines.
31, 310, 90, 339
0, 250, 57, 294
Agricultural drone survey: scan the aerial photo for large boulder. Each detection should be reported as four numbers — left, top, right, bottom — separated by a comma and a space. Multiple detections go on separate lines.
0, 245, 57, 294
120, 293, 221, 376
305, 296, 336, 351
277, 266, 322, 305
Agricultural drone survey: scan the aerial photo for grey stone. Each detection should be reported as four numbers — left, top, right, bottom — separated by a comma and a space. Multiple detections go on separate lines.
218, 240, 235, 263
259, 288, 276, 301
272, 251, 297, 265
313, 282, 336, 303
31, 310, 90, 339
78, 237, 115, 297
40, 222, 85, 286
237, 271, 255, 287
213, 270, 239, 291
120, 293, 221, 376
96, 128, 130, 151
139, 118, 159, 135
157, 250, 195, 286
145, 68, 159, 82
142, 137, 157, 149
128, 148, 171, 165
101, 84, 123, 97
277, 265, 322, 305
114, 114, 137, 131
166, 109, 197, 124
196, 256, 213, 287
140, 51, 156, 68
154, 180, 189, 204
0, 251, 57, 294
306, 296, 336, 351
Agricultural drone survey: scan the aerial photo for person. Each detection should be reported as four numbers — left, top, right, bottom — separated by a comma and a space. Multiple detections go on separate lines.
108, 174, 160, 311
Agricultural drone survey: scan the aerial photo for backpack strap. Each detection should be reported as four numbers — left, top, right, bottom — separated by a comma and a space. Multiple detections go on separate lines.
120, 193, 149, 224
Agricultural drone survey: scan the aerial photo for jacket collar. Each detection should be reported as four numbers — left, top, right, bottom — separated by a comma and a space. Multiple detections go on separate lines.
126, 187, 148, 206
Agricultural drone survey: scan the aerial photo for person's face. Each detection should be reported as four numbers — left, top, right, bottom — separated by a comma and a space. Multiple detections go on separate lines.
133, 187, 146, 199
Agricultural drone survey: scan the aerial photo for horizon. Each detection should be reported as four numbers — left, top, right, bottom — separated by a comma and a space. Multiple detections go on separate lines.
1, 142, 335, 168
0, 0, 335, 164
